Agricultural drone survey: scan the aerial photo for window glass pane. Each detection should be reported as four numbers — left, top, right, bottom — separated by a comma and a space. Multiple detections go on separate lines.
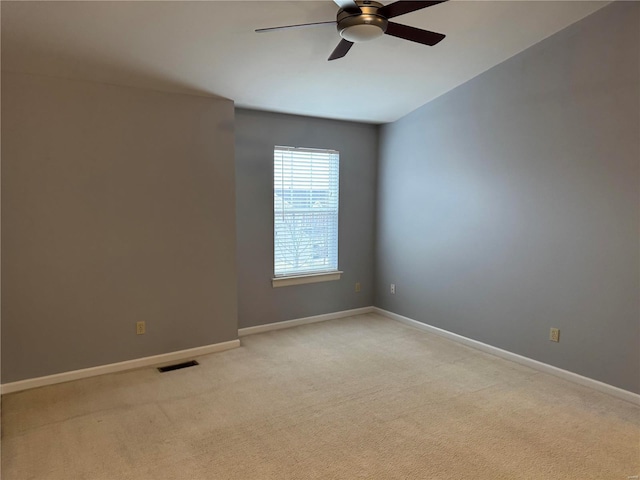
274, 146, 339, 277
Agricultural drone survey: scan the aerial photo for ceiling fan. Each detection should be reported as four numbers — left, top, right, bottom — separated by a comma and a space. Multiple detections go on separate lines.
256, 0, 448, 61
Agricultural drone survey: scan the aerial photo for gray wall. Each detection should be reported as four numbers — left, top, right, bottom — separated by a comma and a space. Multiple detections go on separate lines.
235, 109, 377, 328
2, 73, 238, 383
375, 2, 639, 393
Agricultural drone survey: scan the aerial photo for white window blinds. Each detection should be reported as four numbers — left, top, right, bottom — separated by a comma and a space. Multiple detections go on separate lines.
274, 146, 339, 277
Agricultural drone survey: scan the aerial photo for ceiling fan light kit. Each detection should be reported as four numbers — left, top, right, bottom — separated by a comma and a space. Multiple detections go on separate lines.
337, 1, 387, 43
256, 0, 448, 61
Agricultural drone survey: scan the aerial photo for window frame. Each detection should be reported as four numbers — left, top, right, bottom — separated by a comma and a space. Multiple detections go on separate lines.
272, 146, 342, 288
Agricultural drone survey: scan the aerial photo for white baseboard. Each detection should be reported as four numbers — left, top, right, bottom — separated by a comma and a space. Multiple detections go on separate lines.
6, 307, 636, 405
373, 307, 640, 406
1, 339, 241, 395
238, 306, 375, 337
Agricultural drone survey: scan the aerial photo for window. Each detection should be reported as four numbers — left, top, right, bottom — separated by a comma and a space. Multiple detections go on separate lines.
273, 146, 341, 287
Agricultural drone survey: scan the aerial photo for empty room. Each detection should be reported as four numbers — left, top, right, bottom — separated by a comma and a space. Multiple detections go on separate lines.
1, 0, 638, 478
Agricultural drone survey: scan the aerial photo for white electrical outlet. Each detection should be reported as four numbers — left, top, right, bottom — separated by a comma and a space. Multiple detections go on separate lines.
355, 282, 361, 292
390, 284, 396, 294
550, 328, 560, 342
136, 321, 146, 335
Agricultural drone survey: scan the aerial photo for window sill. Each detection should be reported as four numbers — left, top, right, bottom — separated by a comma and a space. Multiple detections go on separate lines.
272, 271, 343, 288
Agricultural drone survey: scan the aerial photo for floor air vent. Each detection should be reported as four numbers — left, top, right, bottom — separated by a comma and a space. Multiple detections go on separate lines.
158, 360, 199, 373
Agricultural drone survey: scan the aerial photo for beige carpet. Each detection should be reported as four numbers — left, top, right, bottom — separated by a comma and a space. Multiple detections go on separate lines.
2, 313, 639, 479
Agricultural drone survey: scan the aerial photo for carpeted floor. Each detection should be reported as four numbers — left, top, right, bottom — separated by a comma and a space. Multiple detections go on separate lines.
2, 313, 639, 479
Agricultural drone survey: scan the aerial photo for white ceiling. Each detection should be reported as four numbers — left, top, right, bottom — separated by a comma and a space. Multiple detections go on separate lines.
1, 1, 608, 124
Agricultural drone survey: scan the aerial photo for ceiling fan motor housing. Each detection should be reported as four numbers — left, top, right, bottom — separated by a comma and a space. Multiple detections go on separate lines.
337, 1, 388, 43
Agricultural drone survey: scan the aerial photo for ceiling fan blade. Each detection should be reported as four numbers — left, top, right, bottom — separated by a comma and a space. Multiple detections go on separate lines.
378, 1, 448, 19
385, 22, 445, 46
328, 39, 354, 61
333, 0, 362, 14
255, 21, 336, 33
